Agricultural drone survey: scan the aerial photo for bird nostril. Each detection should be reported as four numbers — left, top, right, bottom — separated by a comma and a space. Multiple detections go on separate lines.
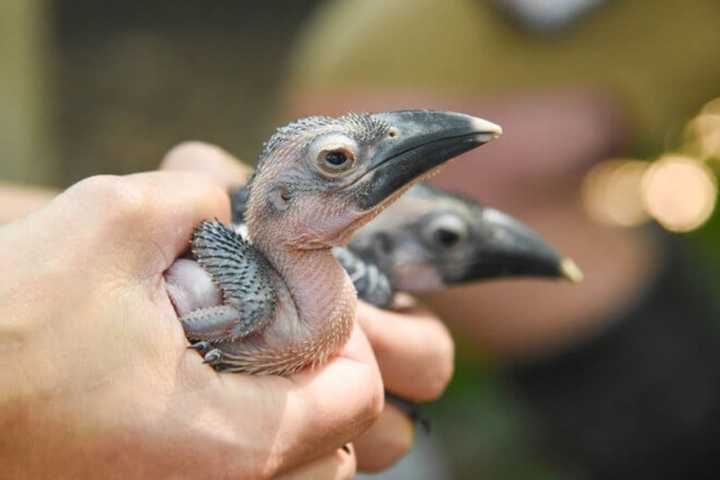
388, 127, 399, 139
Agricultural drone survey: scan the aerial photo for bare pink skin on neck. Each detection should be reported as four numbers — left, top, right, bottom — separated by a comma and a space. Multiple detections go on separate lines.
184, 189, 360, 374
255, 245, 356, 356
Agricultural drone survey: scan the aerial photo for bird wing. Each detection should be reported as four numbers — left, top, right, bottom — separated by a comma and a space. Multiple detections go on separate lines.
333, 246, 394, 308
191, 220, 278, 340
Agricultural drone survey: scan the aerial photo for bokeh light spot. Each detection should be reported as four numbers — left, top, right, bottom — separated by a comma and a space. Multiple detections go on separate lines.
582, 159, 650, 227
641, 155, 717, 232
692, 114, 720, 159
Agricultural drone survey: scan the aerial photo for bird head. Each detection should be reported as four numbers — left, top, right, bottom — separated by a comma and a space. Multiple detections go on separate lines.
245, 110, 502, 250
349, 182, 583, 291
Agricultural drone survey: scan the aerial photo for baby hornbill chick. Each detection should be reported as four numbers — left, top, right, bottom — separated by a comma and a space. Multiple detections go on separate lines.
165, 110, 501, 375
344, 182, 583, 306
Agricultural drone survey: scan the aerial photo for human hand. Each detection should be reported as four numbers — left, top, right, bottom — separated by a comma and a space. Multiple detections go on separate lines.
351, 296, 454, 471
162, 142, 455, 472
0, 170, 383, 479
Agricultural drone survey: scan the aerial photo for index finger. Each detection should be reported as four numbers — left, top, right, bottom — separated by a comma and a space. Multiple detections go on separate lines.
357, 298, 455, 402
160, 141, 252, 187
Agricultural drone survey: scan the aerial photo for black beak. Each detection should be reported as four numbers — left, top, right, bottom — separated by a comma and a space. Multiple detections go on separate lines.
356, 110, 501, 210
457, 207, 583, 283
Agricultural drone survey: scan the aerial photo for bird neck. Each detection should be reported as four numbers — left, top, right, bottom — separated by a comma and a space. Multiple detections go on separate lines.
244, 185, 356, 358
255, 233, 356, 348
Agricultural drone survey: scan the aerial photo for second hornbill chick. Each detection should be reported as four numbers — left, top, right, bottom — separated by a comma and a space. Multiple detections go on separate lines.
165, 110, 501, 375
345, 182, 583, 306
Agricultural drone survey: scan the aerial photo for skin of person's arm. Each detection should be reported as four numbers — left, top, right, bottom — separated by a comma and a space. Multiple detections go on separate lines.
0, 143, 455, 476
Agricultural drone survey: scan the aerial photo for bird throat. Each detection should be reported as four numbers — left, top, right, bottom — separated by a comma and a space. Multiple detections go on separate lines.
247, 207, 356, 370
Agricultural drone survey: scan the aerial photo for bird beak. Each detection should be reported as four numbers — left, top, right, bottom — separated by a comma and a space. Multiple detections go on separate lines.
456, 207, 583, 283
355, 110, 502, 210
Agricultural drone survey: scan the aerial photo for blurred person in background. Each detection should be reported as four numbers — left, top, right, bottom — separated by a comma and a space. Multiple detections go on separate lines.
282, 0, 720, 478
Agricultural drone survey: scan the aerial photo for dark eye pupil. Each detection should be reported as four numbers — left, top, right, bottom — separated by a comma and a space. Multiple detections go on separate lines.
325, 151, 347, 166
435, 228, 460, 247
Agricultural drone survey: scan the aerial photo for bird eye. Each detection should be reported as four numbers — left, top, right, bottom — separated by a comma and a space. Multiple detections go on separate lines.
424, 213, 468, 250
318, 148, 356, 175
434, 228, 462, 248
325, 151, 348, 166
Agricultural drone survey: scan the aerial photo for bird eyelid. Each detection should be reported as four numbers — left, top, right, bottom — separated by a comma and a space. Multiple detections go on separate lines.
313, 142, 358, 177
306, 132, 360, 177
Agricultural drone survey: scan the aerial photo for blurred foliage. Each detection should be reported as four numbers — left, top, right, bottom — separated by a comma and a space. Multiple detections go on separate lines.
427, 360, 579, 479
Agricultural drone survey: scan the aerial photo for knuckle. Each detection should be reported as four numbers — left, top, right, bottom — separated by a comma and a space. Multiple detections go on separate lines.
72, 175, 150, 225
68, 175, 119, 201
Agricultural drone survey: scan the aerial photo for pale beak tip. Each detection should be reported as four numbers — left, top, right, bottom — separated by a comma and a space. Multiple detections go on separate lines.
471, 116, 503, 138
560, 257, 584, 283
